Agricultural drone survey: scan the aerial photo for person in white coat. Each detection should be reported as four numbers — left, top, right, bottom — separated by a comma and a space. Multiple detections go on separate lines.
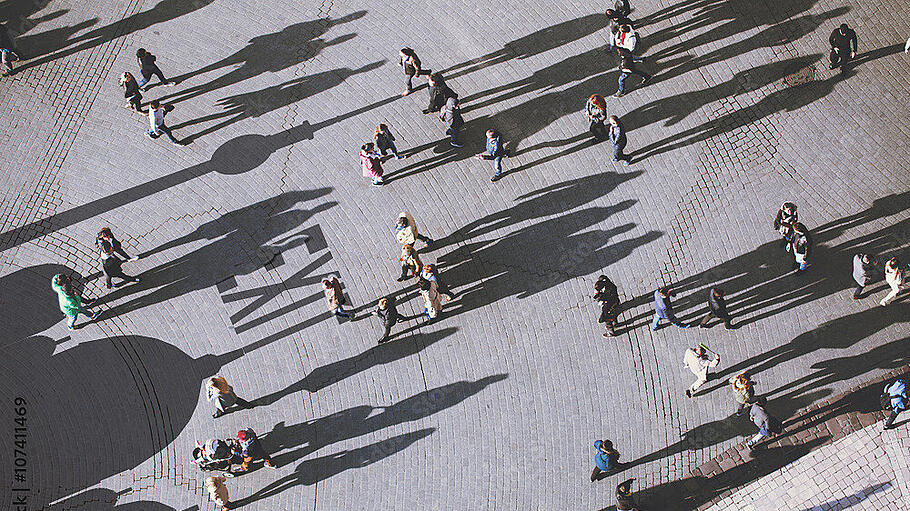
881, 257, 907, 306
684, 345, 720, 398
395, 212, 432, 248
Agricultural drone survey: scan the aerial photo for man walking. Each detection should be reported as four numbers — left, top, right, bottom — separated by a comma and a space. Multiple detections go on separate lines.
851, 253, 877, 299
608, 115, 630, 163
590, 439, 621, 482
829, 23, 857, 71
790, 222, 812, 273
699, 287, 734, 329
423, 73, 457, 114
136, 48, 173, 90
373, 297, 401, 344
440, 96, 464, 147
883, 378, 908, 430
395, 212, 432, 249
730, 371, 756, 415
613, 25, 645, 62
651, 286, 690, 330
773, 202, 798, 248
616, 478, 639, 511
613, 48, 651, 98
206, 376, 250, 418
231, 428, 277, 472
881, 257, 907, 306
147, 100, 184, 145
476, 129, 508, 182
746, 397, 782, 449
594, 275, 621, 337
684, 344, 720, 398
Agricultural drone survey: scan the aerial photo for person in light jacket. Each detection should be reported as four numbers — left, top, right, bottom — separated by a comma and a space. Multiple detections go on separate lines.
398, 244, 423, 282
591, 439, 621, 482
585, 94, 608, 141
476, 129, 508, 182
204, 476, 232, 510
730, 371, 756, 415
418, 277, 443, 321
206, 376, 250, 418
52, 274, 98, 330
684, 344, 720, 398
360, 142, 384, 185
399, 47, 432, 96
395, 212, 432, 248
851, 253, 877, 299
421, 263, 456, 300
147, 100, 183, 145
651, 286, 690, 330
323, 277, 355, 318
880, 257, 907, 306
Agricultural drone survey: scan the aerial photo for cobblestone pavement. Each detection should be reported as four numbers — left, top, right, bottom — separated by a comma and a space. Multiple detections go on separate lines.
0, 0, 908, 509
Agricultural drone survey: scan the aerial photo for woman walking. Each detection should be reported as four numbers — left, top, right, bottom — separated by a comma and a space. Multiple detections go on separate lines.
585, 94, 608, 141
206, 376, 250, 418
51, 274, 99, 330
374, 124, 404, 159
360, 142, 384, 185
729, 371, 756, 415
418, 277, 443, 322
99, 239, 140, 289
119, 72, 145, 113
398, 245, 423, 282
881, 257, 907, 306
323, 277, 355, 319
399, 47, 432, 96
96, 227, 139, 261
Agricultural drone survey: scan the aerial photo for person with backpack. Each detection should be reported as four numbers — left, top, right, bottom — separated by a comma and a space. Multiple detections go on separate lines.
746, 397, 782, 449
730, 371, 756, 415
232, 428, 277, 472
51, 274, 99, 330
399, 47, 432, 96
590, 439, 621, 482
475, 129, 508, 182
147, 100, 184, 145
684, 344, 720, 398
99, 239, 141, 289
790, 222, 812, 273
594, 275, 620, 337
206, 376, 250, 419
135, 48, 173, 90
323, 276, 355, 318
374, 123, 405, 159
119, 72, 145, 113
373, 297, 401, 344
773, 202, 798, 248
585, 94, 608, 141
360, 142, 384, 185
883, 379, 908, 430
440, 96, 464, 148
395, 212, 432, 249
204, 475, 233, 510
881, 257, 907, 306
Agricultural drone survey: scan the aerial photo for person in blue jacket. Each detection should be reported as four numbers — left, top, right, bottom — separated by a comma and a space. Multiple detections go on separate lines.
652, 286, 691, 330
884, 379, 908, 430
591, 439, 621, 482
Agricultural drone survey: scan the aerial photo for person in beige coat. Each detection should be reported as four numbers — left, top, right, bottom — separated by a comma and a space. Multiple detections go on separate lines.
323, 277, 355, 318
397, 245, 423, 282
684, 345, 720, 398
205, 476, 232, 510
418, 277, 443, 321
395, 212, 432, 248
206, 376, 250, 418
881, 257, 907, 306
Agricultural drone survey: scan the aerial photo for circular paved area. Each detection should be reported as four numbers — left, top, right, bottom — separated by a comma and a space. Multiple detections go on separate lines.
0, 0, 908, 509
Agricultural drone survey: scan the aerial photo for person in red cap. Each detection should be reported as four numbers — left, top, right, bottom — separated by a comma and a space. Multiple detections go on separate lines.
232, 428, 277, 473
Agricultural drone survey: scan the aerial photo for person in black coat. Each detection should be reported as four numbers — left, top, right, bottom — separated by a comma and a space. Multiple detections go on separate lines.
829, 23, 857, 71
374, 297, 401, 344
791, 222, 812, 273
608, 115, 630, 162
594, 275, 621, 337
773, 202, 798, 248
699, 287, 734, 329
423, 73, 458, 114
99, 240, 140, 289
135, 48, 173, 90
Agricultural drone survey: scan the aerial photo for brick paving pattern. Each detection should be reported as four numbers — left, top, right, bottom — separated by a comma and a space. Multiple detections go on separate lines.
0, 0, 908, 509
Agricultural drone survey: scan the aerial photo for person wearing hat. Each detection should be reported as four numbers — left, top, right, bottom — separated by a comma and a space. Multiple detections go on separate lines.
591, 439, 621, 482
829, 23, 857, 71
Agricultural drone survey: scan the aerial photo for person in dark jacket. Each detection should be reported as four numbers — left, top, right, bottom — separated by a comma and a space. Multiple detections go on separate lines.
440, 96, 464, 147
97, 227, 139, 261
374, 297, 401, 344
231, 428, 277, 472
99, 239, 140, 289
591, 440, 621, 482
699, 287, 734, 329
883, 379, 908, 430
119, 72, 145, 113
652, 286, 690, 330
423, 73, 457, 114
790, 222, 812, 273
585, 94, 609, 141
399, 47, 432, 96
747, 397, 782, 449
829, 23, 857, 71
135, 48, 173, 90
613, 48, 651, 98
476, 129, 508, 181
594, 275, 621, 337
608, 115, 629, 162
605, 2, 633, 40
616, 478, 638, 511
852, 253, 878, 299
773, 202, 798, 248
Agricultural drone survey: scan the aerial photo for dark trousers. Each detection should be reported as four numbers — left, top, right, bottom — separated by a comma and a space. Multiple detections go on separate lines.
405, 69, 431, 91
590, 120, 608, 140
612, 140, 628, 161
127, 93, 144, 112
885, 409, 901, 428
446, 124, 461, 145
103, 259, 138, 288
436, 281, 456, 300
853, 284, 864, 299
138, 66, 167, 88
151, 122, 180, 143
400, 264, 417, 280
590, 466, 604, 481
699, 311, 732, 328
830, 47, 852, 69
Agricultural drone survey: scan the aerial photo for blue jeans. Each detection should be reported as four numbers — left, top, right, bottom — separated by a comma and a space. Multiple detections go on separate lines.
651, 313, 687, 330
379, 142, 400, 157
612, 141, 627, 161
333, 306, 351, 318
618, 69, 652, 93
67, 308, 96, 328
492, 156, 503, 177
446, 125, 460, 145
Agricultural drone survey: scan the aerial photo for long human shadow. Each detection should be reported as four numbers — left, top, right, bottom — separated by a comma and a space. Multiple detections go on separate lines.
260, 375, 508, 465
156, 12, 365, 103
93, 190, 335, 320
0, 123, 317, 253
796, 482, 892, 511
15, 0, 218, 70
233, 428, 435, 507
171, 61, 385, 142
0, 265, 285, 508
46, 488, 180, 511
438, 13, 607, 80
261, 326, 459, 395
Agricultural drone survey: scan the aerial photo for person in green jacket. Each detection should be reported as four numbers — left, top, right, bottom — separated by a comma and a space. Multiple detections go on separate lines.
51, 274, 98, 330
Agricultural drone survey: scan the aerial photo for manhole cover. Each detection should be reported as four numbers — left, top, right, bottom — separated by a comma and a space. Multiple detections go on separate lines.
784, 65, 815, 87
